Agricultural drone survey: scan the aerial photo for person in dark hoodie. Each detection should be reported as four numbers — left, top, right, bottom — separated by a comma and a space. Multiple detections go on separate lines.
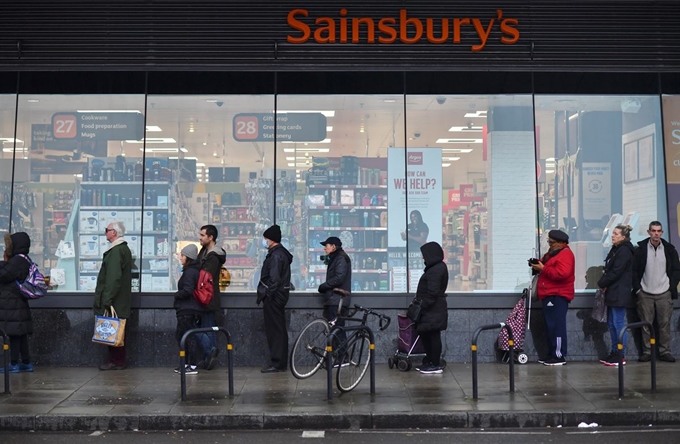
597, 224, 636, 366
257, 225, 293, 373
196, 224, 227, 370
173, 244, 204, 375
0, 232, 34, 373
414, 242, 449, 374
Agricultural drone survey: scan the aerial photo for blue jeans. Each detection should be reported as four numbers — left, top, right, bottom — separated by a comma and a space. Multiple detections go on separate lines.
198, 311, 217, 359
607, 306, 628, 355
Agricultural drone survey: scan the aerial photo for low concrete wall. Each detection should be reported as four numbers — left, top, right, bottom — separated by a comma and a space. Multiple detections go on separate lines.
25, 306, 676, 367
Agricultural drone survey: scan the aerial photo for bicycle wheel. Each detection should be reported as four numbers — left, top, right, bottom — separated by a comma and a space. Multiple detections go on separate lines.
290, 318, 331, 379
336, 335, 371, 392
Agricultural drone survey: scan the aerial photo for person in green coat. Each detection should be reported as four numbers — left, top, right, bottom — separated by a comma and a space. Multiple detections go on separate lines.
94, 221, 133, 370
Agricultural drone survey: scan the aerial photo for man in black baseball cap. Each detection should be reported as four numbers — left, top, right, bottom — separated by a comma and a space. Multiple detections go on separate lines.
318, 234, 352, 366
320, 236, 342, 247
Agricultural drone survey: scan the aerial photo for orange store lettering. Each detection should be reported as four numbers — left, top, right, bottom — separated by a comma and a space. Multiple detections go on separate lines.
286, 8, 520, 51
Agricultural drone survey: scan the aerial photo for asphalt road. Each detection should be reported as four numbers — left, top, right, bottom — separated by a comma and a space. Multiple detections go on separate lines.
1, 428, 678, 444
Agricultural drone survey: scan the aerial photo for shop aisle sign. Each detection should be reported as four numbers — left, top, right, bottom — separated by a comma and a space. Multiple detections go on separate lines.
232, 113, 326, 142
51, 112, 144, 141
387, 148, 443, 248
582, 162, 611, 220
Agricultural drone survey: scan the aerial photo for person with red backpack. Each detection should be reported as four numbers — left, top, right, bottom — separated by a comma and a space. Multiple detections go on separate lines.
0, 232, 35, 373
196, 224, 226, 370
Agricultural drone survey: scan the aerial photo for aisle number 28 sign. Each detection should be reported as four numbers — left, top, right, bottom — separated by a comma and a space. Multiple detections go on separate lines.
233, 115, 260, 140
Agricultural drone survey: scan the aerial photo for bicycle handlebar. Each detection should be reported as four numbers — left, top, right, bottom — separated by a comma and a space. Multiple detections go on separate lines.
352, 304, 391, 331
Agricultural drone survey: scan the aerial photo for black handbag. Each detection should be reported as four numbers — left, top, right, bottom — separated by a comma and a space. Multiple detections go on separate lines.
406, 298, 422, 322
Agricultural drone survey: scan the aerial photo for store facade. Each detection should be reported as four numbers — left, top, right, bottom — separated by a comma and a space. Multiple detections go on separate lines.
1, 1, 680, 365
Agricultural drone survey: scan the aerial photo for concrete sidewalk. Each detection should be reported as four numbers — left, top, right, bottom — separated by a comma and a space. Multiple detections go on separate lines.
0, 361, 678, 431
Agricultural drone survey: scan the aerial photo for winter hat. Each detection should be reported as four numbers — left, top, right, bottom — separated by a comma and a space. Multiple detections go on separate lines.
548, 229, 569, 244
180, 244, 198, 260
263, 224, 282, 243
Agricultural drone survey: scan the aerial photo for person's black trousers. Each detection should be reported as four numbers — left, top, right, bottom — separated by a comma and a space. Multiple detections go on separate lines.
263, 298, 288, 369
419, 330, 442, 367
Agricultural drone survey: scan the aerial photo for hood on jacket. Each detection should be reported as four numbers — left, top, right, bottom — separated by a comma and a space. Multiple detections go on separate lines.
183, 257, 201, 272
201, 244, 227, 265
6, 232, 30, 257
271, 244, 293, 264
420, 241, 444, 268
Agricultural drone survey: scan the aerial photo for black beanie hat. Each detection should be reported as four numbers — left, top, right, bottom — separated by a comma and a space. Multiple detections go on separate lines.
263, 224, 282, 243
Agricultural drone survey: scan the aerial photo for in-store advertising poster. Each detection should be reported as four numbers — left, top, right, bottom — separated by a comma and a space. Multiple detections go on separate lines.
581, 162, 611, 221
387, 148, 442, 291
663, 96, 680, 245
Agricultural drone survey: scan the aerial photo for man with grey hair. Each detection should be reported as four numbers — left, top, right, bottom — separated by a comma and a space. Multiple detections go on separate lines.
94, 221, 133, 370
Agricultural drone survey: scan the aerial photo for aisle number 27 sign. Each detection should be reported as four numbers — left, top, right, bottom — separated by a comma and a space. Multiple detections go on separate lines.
52, 114, 78, 139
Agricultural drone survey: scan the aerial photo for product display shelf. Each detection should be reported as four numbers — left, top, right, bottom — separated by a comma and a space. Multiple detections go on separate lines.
305, 181, 389, 292
76, 180, 173, 292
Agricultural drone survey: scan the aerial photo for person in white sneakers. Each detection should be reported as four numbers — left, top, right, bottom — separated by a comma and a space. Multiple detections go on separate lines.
531, 230, 575, 366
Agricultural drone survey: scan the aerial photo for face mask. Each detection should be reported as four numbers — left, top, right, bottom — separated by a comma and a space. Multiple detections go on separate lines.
262, 239, 269, 248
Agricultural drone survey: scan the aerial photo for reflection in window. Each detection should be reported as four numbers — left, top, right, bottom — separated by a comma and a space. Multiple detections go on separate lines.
535, 95, 664, 289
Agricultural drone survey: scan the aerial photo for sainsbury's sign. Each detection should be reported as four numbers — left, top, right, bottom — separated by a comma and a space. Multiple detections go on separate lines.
287, 8, 520, 51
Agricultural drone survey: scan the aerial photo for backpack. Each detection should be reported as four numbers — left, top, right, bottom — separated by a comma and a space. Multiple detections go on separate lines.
16, 254, 48, 299
193, 269, 214, 306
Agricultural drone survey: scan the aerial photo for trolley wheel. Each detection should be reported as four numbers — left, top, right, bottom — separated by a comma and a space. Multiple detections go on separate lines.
517, 353, 529, 364
388, 357, 395, 369
440, 359, 447, 370
397, 359, 411, 372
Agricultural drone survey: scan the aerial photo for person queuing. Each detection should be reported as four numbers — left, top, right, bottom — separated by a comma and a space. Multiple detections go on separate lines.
173, 244, 204, 375
597, 224, 635, 366
531, 230, 575, 366
257, 225, 293, 373
0, 232, 35, 373
196, 224, 226, 370
94, 222, 133, 371
633, 221, 680, 363
414, 242, 449, 375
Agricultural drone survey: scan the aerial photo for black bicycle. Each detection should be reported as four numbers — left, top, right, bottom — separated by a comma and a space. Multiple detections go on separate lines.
289, 291, 391, 392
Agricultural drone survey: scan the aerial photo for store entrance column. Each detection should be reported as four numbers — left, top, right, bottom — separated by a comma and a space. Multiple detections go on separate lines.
486, 106, 537, 289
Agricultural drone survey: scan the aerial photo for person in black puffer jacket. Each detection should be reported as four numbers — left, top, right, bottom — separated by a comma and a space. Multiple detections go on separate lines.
173, 244, 204, 374
0, 232, 34, 373
414, 241, 449, 374
597, 224, 636, 366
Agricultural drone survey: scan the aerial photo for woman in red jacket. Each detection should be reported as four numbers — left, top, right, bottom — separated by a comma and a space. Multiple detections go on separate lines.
530, 230, 575, 366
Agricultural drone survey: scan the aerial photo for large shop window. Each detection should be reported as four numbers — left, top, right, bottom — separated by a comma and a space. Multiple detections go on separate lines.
535, 95, 665, 290
3, 92, 670, 294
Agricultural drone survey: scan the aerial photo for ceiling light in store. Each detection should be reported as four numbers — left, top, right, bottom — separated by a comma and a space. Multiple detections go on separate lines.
77, 110, 142, 113
282, 139, 331, 144
436, 138, 482, 144
464, 110, 487, 118
179, 147, 188, 153
205, 99, 218, 103
443, 157, 461, 161
196, 162, 206, 167
139, 147, 179, 153
0, 138, 24, 143
146, 126, 162, 132
546, 169, 555, 174
283, 148, 329, 153
2, 147, 28, 152
189, 126, 195, 133
383, 99, 396, 103
275, 110, 335, 117
327, 126, 333, 132
125, 138, 176, 144
442, 148, 473, 153
442, 163, 451, 168
448, 125, 482, 132
27, 99, 39, 103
